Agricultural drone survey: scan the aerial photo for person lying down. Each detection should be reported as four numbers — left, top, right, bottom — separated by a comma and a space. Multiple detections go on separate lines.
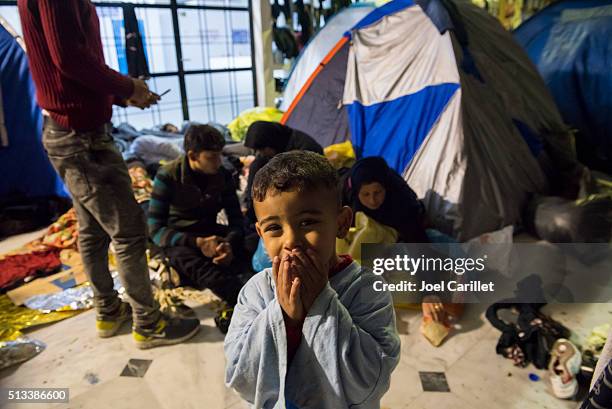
224, 151, 401, 409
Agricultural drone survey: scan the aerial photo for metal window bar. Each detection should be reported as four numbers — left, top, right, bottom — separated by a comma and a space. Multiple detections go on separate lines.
0, 0, 257, 127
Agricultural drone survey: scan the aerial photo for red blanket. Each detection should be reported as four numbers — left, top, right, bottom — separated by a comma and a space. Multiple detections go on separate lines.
0, 250, 61, 291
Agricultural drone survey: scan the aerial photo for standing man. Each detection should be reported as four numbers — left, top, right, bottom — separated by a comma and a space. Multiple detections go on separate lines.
18, 0, 200, 349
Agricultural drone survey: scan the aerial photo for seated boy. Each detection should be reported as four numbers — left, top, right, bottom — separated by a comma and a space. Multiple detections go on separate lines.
148, 125, 251, 329
224, 151, 400, 408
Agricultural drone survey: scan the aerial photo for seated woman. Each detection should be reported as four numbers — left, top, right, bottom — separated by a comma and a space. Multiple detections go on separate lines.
341, 156, 463, 346
243, 121, 323, 227
341, 156, 428, 243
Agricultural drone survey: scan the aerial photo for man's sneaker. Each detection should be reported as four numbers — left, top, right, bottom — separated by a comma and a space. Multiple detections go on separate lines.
96, 302, 132, 338
549, 338, 582, 399
133, 315, 200, 350
214, 307, 233, 334
172, 303, 198, 319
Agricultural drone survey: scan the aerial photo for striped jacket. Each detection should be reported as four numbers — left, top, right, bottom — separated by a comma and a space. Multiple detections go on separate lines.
148, 156, 244, 249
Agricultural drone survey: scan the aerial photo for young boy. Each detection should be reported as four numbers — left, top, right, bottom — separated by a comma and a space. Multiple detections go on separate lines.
224, 151, 400, 408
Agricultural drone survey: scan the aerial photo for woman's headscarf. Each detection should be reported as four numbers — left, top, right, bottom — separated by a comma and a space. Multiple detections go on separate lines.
244, 121, 293, 153
347, 157, 428, 242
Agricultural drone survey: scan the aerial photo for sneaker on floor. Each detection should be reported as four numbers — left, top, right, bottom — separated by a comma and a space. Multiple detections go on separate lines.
133, 315, 200, 350
214, 307, 233, 335
96, 302, 132, 338
549, 338, 581, 399
172, 303, 198, 319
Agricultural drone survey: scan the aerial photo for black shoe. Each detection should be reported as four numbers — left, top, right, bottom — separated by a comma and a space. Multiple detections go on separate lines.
214, 307, 233, 334
133, 314, 200, 349
167, 303, 198, 319
96, 302, 132, 338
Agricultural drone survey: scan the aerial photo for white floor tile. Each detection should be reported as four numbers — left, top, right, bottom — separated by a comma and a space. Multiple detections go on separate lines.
403, 391, 474, 409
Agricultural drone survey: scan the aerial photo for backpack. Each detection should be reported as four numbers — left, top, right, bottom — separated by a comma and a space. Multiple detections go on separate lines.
486, 301, 571, 369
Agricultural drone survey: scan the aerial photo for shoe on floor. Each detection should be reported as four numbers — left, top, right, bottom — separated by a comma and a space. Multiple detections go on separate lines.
133, 315, 200, 350
549, 338, 581, 399
170, 303, 198, 319
96, 302, 132, 338
214, 307, 233, 335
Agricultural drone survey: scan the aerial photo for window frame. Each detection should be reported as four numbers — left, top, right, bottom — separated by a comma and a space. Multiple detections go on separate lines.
0, 0, 258, 122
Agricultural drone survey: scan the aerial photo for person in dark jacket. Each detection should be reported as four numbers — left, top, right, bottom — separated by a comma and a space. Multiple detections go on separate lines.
342, 156, 429, 243
148, 125, 251, 312
243, 121, 324, 228
343, 157, 465, 346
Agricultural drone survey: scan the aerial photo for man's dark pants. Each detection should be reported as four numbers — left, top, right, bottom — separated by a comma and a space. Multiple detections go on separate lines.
42, 118, 159, 327
164, 225, 251, 306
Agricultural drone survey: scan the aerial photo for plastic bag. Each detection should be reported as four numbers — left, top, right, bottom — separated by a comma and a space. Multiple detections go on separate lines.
227, 107, 284, 142
462, 225, 514, 277
526, 195, 612, 243
252, 238, 272, 272
324, 140, 356, 170
336, 211, 398, 265
0, 337, 46, 370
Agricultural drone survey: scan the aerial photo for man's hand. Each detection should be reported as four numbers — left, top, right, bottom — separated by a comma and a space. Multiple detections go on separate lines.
272, 254, 304, 327
212, 242, 233, 266
128, 78, 160, 109
196, 235, 222, 258
290, 248, 329, 313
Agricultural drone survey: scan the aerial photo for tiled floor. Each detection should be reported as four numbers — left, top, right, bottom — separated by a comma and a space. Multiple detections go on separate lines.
1, 233, 609, 408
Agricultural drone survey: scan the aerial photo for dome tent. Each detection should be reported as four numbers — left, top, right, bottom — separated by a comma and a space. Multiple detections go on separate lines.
280, 4, 376, 113
281, 0, 578, 241
514, 0, 612, 174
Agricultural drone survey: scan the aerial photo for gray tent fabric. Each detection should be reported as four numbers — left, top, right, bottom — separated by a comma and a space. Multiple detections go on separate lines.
284, 41, 351, 147
283, 0, 580, 240
409, 1, 576, 240
415, 0, 454, 33
452, 41, 547, 239
452, 1, 571, 138
405, 1, 555, 239
281, 5, 375, 112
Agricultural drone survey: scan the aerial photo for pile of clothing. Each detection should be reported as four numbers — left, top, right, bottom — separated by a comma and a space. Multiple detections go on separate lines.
112, 121, 234, 168
486, 300, 609, 401
0, 250, 61, 292
41, 208, 78, 249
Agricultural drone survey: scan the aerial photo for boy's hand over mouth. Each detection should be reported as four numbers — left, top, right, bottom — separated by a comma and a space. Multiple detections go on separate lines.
290, 248, 329, 313
272, 254, 305, 327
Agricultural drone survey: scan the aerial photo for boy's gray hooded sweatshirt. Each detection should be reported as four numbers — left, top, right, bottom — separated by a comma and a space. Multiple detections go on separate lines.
225, 261, 401, 409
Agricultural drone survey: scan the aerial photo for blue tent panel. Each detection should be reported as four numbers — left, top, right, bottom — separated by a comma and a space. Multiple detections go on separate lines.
0, 25, 67, 198
347, 82, 459, 174
513, 0, 611, 65
514, 0, 612, 172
